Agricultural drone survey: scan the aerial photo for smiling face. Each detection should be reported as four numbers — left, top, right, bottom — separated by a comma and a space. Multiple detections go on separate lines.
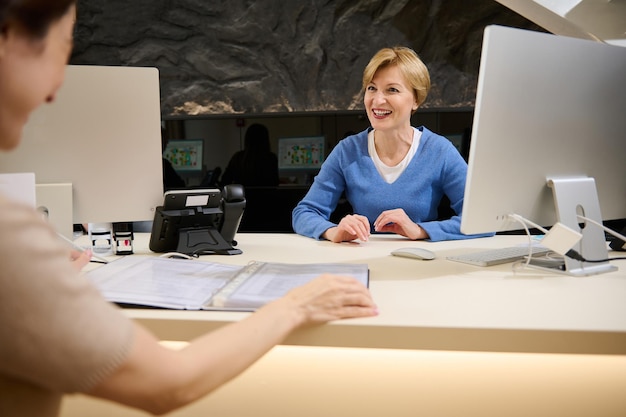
0, 6, 75, 151
364, 64, 418, 134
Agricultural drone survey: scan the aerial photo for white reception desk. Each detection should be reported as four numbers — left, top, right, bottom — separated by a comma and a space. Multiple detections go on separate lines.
62, 233, 626, 417
122, 233, 626, 355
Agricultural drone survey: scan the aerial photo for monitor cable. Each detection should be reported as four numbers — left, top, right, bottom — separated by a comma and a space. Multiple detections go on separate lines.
507, 213, 547, 270
567, 215, 626, 263
508, 214, 626, 265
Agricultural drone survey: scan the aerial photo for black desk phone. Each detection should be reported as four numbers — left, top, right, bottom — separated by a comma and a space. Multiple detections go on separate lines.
149, 185, 246, 255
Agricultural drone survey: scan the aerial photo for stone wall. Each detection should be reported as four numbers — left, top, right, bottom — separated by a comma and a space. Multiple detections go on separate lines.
71, 0, 541, 117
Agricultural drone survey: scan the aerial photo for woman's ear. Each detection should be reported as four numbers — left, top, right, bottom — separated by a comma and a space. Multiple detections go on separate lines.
0, 23, 16, 59
412, 94, 419, 112
0, 26, 7, 58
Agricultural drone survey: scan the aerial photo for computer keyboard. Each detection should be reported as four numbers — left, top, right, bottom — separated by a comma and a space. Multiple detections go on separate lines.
446, 246, 551, 267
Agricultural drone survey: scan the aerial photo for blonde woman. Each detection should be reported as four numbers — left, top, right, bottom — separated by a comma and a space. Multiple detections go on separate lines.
293, 47, 491, 243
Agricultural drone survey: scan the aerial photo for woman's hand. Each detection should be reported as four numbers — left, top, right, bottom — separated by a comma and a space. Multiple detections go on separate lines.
279, 273, 378, 326
70, 249, 92, 271
88, 273, 378, 414
374, 208, 428, 240
323, 214, 371, 243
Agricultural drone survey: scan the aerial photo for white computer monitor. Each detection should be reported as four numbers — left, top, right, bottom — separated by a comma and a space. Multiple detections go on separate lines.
461, 25, 626, 276
0, 65, 164, 225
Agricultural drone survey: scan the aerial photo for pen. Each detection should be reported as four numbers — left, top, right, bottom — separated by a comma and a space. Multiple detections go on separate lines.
57, 232, 110, 264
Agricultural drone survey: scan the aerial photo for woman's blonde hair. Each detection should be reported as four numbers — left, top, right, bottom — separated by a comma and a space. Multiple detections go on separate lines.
362, 46, 431, 108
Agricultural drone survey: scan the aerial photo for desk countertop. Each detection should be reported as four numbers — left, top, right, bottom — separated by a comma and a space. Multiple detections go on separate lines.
96, 233, 626, 355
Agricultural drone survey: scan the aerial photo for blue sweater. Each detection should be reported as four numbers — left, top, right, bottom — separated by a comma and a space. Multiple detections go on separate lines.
292, 126, 491, 241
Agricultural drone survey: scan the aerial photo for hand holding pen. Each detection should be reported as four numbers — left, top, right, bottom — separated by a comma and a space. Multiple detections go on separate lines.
57, 232, 110, 264
70, 248, 93, 271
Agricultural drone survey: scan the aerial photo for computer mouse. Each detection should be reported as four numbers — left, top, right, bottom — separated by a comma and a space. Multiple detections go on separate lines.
391, 247, 436, 261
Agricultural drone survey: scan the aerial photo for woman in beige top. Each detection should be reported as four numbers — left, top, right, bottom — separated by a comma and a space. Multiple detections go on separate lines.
0, 1, 378, 416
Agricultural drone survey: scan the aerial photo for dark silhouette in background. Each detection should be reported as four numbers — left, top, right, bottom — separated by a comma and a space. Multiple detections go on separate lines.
221, 123, 279, 187
161, 128, 186, 190
162, 157, 185, 190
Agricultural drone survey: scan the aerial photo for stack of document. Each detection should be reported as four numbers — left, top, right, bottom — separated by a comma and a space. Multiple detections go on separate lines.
86, 256, 369, 311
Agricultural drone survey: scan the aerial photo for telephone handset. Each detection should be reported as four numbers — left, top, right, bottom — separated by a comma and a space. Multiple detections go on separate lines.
219, 183, 246, 245
149, 185, 246, 255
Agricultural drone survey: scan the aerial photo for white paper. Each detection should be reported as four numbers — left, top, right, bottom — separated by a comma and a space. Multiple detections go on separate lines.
0, 172, 36, 207
87, 256, 241, 309
217, 262, 369, 309
87, 256, 369, 311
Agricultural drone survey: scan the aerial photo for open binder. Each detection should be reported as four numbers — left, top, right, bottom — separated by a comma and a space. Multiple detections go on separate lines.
86, 256, 369, 311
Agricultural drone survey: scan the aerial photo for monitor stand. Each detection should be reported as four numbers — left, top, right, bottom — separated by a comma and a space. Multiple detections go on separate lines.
176, 227, 242, 256
529, 177, 617, 276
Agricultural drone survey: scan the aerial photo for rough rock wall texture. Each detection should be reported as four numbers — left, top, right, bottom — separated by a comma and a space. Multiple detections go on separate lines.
71, 0, 541, 116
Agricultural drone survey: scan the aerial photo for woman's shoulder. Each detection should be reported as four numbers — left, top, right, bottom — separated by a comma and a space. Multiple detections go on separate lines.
418, 126, 446, 141
230, 150, 246, 160
418, 126, 458, 151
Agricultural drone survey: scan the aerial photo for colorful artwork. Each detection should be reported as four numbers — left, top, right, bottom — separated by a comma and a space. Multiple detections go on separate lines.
278, 136, 325, 170
163, 139, 203, 171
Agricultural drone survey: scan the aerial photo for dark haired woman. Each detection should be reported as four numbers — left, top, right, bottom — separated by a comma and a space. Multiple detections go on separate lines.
0, 2, 377, 415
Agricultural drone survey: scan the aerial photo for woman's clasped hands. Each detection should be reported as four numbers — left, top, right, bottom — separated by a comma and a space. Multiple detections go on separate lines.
374, 208, 428, 240
324, 209, 428, 243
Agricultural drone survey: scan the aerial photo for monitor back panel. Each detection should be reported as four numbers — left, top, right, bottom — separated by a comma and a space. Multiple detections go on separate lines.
0, 65, 164, 224
462, 26, 626, 234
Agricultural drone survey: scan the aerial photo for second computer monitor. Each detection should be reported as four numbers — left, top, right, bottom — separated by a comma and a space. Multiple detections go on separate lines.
461, 25, 626, 275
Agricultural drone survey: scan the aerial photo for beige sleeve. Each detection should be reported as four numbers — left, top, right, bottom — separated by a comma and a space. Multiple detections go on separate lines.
0, 197, 134, 393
